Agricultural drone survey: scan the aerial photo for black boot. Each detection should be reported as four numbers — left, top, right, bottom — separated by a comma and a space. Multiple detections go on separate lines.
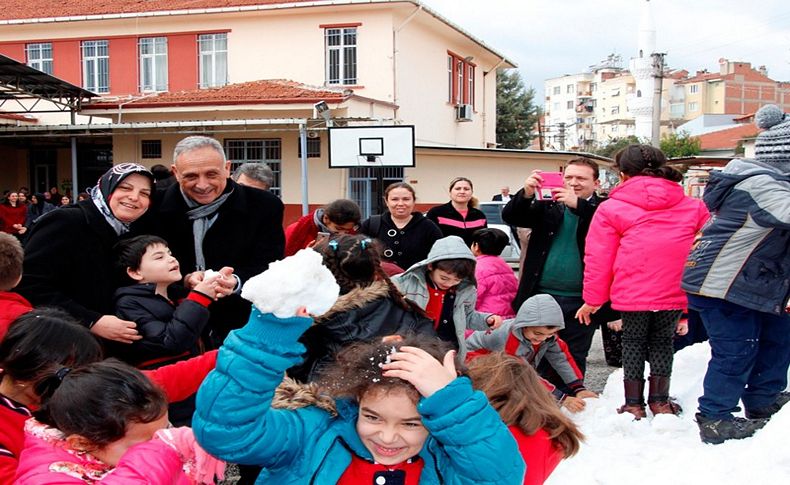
647, 375, 682, 416
695, 413, 768, 445
617, 379, 646, 419
745, 391, 790, 419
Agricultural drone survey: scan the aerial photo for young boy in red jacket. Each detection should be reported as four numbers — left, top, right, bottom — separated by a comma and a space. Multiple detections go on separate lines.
0, 233, 31, 342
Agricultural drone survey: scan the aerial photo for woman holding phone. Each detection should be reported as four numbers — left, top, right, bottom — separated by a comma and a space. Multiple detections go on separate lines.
426, 177, 487, 246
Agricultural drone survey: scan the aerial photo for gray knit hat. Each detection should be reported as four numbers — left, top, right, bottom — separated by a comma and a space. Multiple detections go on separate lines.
514, 294, 565, 329
755, 104, 790, 173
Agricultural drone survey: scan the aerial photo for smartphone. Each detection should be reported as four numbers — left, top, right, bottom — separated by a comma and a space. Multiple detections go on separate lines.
315, 231, 331, 244
538, 171, 564, 201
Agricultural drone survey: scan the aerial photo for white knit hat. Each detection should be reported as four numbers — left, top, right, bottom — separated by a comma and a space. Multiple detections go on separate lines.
755, 104, 790, 173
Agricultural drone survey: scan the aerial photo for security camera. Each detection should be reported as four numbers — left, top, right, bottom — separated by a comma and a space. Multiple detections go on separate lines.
314, 101, 329, 114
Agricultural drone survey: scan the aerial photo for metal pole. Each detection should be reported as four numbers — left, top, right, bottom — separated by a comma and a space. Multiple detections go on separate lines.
70, 110, 78, 196
375, 168, 385, 215
299, 123, 309, 216
651, 52, 666, 148
558, 122, 566, 151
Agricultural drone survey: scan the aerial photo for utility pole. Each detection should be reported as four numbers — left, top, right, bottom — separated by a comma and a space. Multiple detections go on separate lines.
651, 52, 666, 147
558, 122, 566, 151
538, 117, 545, 150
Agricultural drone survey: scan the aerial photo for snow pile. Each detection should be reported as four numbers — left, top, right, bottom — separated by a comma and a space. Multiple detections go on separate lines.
241, 249, 340, 318
547, 342, 790, 485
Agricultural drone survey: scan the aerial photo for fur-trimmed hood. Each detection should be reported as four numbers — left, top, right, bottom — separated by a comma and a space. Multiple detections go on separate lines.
315, 279, 390, 323
272, 377, 338, 416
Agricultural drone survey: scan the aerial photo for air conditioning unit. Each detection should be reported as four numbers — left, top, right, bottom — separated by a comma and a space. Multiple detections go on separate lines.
455, 104, 473, 122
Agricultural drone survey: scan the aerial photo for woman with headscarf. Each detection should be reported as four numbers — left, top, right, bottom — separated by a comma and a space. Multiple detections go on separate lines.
24, 193, 56, 230
17, 163, 155, 344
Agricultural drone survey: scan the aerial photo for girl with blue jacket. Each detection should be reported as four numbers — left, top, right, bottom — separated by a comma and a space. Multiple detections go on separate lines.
192, 249, 524, 484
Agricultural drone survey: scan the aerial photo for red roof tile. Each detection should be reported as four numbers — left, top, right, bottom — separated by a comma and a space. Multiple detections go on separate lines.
86, 79, 347, 109
698, 123, 758, 151
0, 1, 316, 21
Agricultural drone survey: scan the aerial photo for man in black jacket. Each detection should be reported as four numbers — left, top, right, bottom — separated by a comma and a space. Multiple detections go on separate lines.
139, 135, 285, 346
502, 157, 608, 376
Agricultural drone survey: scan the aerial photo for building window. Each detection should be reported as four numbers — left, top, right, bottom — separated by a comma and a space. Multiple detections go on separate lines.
553, 86, 561, 95
348, 166, 404, 218
689, 84, 699, 94
447, 53, 474, 106
297, 136, 321, 158
198, 33, 228, 88
591, 99, 597, 108
670, 103, 685, 118
688, 101, 698, 112
141, 140, 162, 159
567, 100, 574, 109
325, 27, 357, 85
81, 40, 109, 93
566, 84, 574, 93
26, 43, 53, 74
591, 82, 597, 92
139, 37, 168, 92
224, 139, 281, 197
611, 105, 620, 115
552, 102, 560, 112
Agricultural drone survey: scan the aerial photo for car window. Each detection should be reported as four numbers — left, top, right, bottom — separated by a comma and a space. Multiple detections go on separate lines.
479, 204, 504, 224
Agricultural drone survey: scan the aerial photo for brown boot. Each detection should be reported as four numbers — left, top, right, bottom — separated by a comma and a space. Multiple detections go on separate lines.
618, 379, 646, 419
647, 375, 682, 416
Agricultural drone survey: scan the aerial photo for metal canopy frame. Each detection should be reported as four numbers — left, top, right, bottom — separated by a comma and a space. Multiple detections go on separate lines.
0, 54, 96, 114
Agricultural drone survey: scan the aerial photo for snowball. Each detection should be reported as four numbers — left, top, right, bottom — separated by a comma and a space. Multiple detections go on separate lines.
755, 104, 786, 129
241, 249, 339, 318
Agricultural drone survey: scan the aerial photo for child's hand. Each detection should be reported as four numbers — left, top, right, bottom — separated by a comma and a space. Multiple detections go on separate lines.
213, 267, 236, 298
607, 319, 623, 332
382, 346, 457, 398
193, 273, 221, 299
92, 315, 141, 344
155, 427, 225, 484
486, 314, 503, 330
575, 303, 600, 325
576, 390, 598, 399
562, 396, 587, 413
184, 271, 205, 289
675, 319, 689, 336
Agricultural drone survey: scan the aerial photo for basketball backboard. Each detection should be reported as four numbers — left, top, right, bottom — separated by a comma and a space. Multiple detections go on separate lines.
328, 125, 415, 168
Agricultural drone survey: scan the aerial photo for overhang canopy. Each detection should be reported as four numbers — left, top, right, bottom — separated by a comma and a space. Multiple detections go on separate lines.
0, 54, 96, 114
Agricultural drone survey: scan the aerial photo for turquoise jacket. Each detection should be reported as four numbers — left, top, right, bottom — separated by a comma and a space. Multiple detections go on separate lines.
193, 309, 524, 484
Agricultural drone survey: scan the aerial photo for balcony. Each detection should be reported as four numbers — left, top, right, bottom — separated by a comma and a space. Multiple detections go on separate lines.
577, 91, 592, 98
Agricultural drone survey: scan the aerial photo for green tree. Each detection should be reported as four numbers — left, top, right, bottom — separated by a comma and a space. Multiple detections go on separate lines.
496, 69, 540, 149
660, 131, 701, 158
592, 135, 641, 158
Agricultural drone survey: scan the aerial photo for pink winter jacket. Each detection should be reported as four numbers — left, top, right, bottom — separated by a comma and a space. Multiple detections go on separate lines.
583, 176, 709, 311
475, 254, 518, 318
14, 420, 189, 484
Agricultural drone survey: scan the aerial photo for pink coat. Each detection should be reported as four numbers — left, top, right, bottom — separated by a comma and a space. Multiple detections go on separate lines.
475, 254, 518, 318
14, 419, 189, 484
583, 176, 709, 311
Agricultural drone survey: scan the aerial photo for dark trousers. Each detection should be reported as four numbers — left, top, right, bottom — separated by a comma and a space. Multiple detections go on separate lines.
552, 294, 599, 375
691, 295, 790, 419
621, 310, 682, 380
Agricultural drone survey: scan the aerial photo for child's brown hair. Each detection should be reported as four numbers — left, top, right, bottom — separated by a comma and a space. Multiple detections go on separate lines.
0, 233, 23, 291
467, 352, 584, 457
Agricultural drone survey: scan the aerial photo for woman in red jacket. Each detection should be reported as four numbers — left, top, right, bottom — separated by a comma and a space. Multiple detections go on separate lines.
468, 352, 584, 485
0, 192, 28, 237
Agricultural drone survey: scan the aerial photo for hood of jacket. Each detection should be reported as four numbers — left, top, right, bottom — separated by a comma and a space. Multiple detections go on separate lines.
608, 175, 686, 212
703, 158, 787, 212
402, 235, 475, 274
511, 294, 564, 344
315, 279, 390, 322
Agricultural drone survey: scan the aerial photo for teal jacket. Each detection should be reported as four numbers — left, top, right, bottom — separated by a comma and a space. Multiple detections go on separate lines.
192, 309, 524, 484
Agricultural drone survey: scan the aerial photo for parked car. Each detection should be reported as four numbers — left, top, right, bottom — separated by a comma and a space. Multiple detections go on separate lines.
477, 201, 520, 266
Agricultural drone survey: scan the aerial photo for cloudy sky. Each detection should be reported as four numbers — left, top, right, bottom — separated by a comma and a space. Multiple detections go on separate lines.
420, 0, 790, 103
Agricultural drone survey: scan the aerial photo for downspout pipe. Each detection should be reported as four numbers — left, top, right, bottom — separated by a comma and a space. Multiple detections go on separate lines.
392, 5, 422, 119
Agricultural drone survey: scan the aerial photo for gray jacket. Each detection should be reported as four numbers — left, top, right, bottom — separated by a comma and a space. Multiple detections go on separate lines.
393, 236, 490, 360
682, 159, 790, 315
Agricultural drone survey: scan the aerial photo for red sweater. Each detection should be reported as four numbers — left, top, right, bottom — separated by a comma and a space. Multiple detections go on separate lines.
0, 393, 31, 482
0, 292, 33, 342
284, 211, 320, 257
0, 205, 26, 235
510, 425, 563, 485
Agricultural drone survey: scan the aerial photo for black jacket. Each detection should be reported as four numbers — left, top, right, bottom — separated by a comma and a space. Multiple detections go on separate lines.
502, 189, 603, 311
288, 281, 436, 382
137, 179, 285, 344
109, 283, 210, 368
426, 201, 488, 246
17, 200, 128, 325
359, 212, 442, 271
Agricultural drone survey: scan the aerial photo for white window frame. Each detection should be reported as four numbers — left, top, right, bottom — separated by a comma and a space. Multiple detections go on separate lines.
553, 86, 561, 95
689, 84, 699, 94
688, 101, 699, 112
81, 40, 109, 94
26, 43, 53, 74
566, 84, 574, 94
139, 37, 168, 93
198, 33, 228, 89
325, 27, 357, 85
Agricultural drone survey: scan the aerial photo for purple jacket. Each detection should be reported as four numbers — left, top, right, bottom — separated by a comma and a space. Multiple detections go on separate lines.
475, 255, 518, 318
583, 176, 709, 311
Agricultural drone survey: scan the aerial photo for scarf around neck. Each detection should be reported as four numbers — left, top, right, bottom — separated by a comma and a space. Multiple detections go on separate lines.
183, 188, 233, 271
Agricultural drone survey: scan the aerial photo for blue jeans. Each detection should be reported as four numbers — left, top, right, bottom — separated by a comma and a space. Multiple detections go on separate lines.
690, 294, 790, 419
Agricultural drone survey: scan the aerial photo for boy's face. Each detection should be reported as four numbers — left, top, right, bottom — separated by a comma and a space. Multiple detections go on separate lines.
521, 326, 560, 345
130, 243, 182, 285
427, 266, 462, 290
